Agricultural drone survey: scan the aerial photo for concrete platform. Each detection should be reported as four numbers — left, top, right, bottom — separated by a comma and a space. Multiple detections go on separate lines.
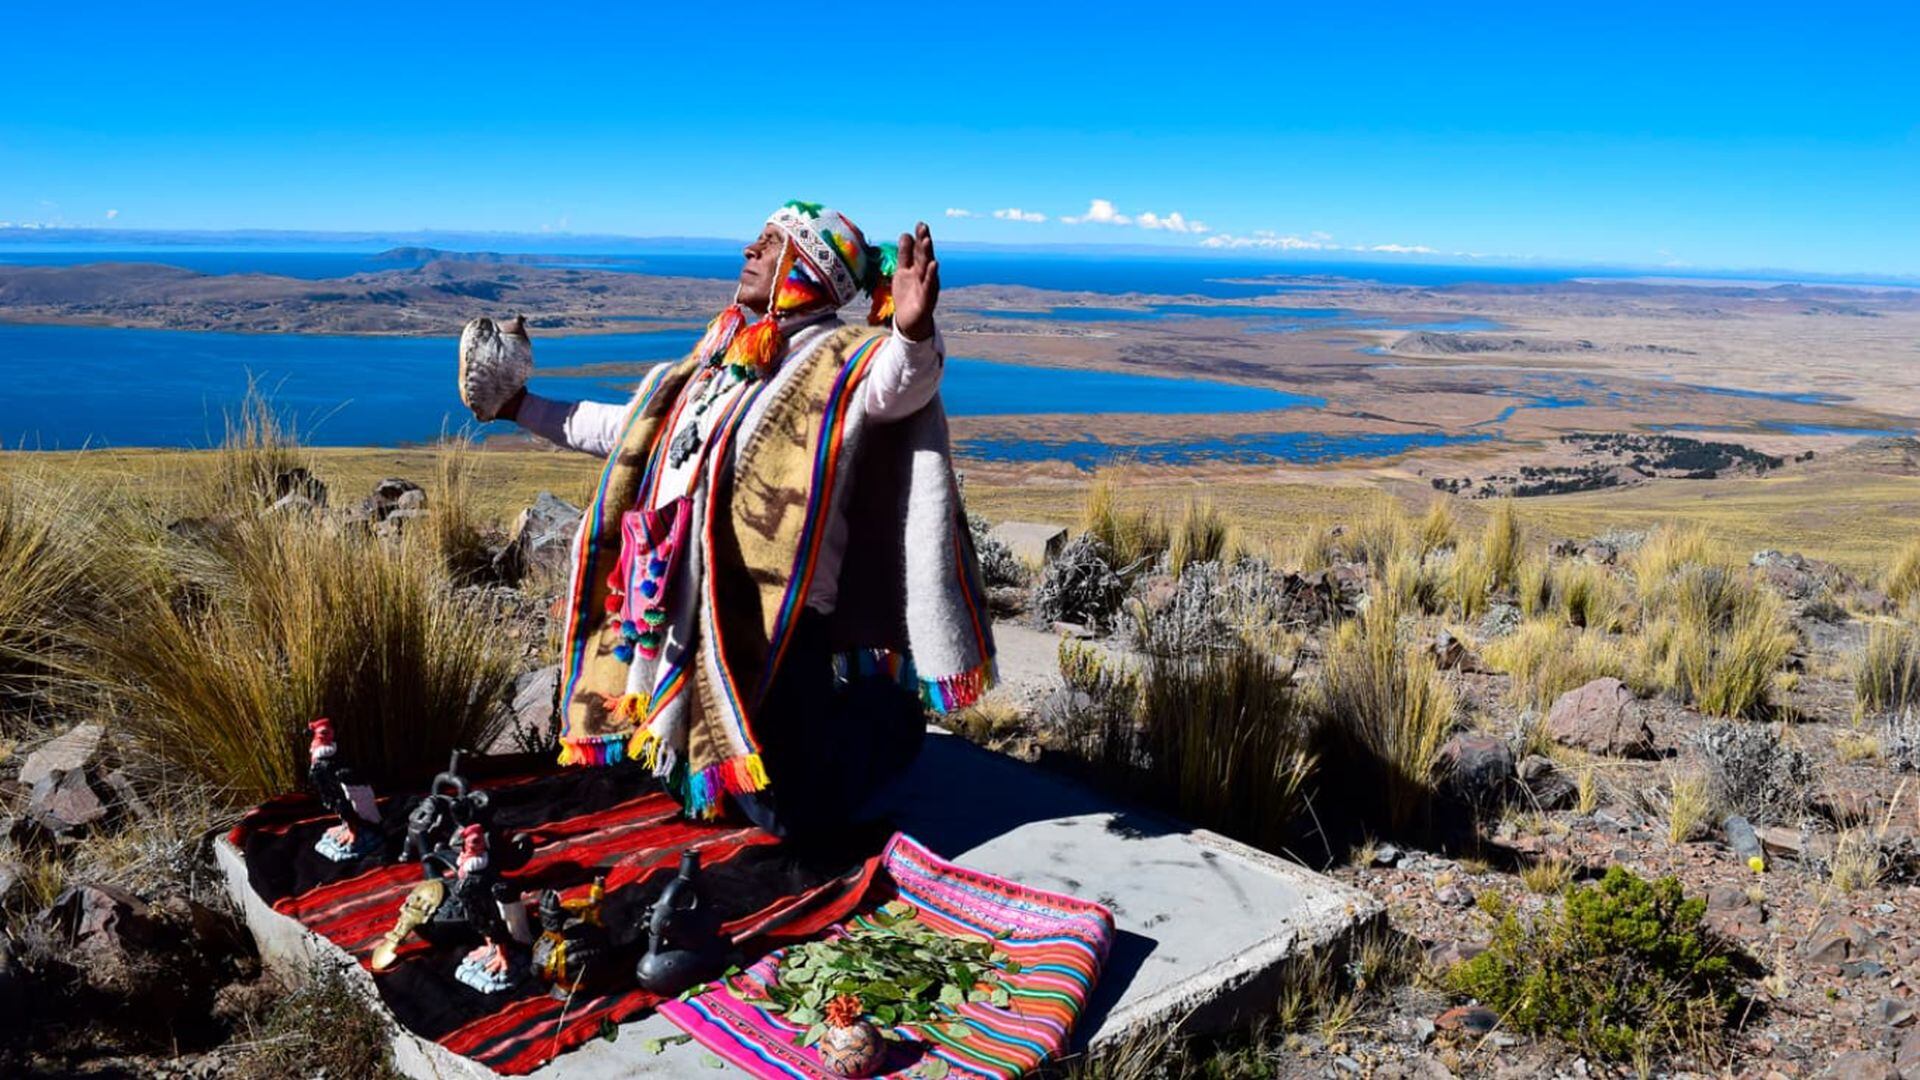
219, 730, 1381, 1078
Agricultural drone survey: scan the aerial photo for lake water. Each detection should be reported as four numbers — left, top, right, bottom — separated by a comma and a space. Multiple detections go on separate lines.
0, 323, 1318, 452
955, 430, 1495, 468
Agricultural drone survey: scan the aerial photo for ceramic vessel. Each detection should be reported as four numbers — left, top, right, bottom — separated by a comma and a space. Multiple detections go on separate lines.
817, 1018, 884, 1077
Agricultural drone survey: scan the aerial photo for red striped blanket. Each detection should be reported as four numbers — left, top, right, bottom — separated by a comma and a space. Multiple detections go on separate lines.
229, 764, 881, 1075
660, 834, 1116, 1079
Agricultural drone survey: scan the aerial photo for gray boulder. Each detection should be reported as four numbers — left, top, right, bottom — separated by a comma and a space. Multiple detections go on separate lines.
493, 492, 583, 584
30, 769, 107, 835
1546, 677, 1656, 758
986, 521, 1069, 567
18, 723, 106, 787
1442, 734, 1516, 808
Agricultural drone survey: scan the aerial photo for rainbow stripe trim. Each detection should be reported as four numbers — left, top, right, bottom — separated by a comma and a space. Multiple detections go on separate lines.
556, 362, 677, 765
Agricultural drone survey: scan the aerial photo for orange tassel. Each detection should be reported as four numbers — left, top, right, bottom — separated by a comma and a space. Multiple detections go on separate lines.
866, 280, 894, 326
724, 315, 784, 374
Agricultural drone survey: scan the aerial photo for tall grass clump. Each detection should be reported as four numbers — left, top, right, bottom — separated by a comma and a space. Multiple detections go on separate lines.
0, 473, 118, 719
1289, 516, 1341, 574
1555, 559, 1627, 631
1637, 564, 1796, 719
1416, 499, 1457, 557
215, 381, 314, 514
1080, 466, 1168, 571
1347, 503, 1412, 572
1448, 544, 1495, 620
1077, 639, 1317, 854
1167, 497, 1230, 577
1886, 538, 1920, 612
86, 514, 516, 804
1628, 523, 1718, 603
1315, 586, 1458, 835
1480, 499, 1525, 592
1485, 617, 1630, 710
1856, 621, 1920, 716
425, 432, 494, 582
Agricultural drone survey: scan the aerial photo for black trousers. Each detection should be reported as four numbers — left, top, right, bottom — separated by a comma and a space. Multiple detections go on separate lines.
731, 610, 926, 841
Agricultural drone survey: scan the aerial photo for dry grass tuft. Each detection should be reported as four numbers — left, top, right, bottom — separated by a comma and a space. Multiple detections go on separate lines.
1665, 767, 1712, 845
1167, 497, 1231, 577
1856, 621, 1920, 717
232, 963, 401, 1079
1521, 854, 1576, 895
1080, 466, 1168, 571
1636, 561, 1797, 719
1481, 499, 1525, 592
1828, 828, 1887, 894
1484, 617, 1629, 710
0, 471, 121, 720
1628, 522, 1719, 602
1417, 499, 1458, 556
1315, 586, 1457, 834
423, 432, 494, 583
1886, 537, 1920, 610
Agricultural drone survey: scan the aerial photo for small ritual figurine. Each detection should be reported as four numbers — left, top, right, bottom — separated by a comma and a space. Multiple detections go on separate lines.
307, 718, 382, 861
819, 994, 886, 1077
371, 752, 527, 988
450, 824, 521, 994
634, 850, 725, 994
529, 877, 612, 1000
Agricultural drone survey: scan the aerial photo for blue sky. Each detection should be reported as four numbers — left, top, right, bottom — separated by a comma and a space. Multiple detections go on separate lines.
3, 2, 1916, 275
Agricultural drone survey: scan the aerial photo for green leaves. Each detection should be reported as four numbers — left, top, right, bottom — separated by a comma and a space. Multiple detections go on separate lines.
760, 910, 1021, 1037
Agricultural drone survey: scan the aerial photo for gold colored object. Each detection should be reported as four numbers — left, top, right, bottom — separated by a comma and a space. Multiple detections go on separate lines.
370, 879, 446, 973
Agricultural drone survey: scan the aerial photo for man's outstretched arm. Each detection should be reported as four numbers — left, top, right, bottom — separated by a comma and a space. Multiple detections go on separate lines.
864, 221, 944, 422
504, 389, 630, 459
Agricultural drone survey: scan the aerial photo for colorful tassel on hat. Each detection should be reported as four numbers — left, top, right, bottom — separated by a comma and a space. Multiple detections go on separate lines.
722, 314, 784, 377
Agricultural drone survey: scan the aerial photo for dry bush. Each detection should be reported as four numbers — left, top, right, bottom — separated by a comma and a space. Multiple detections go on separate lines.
1828, 828, 1887, 894
1484, 617, 1629, 710
1384, 551, 1448, 617
1521, 854, 1575, 895
1695, 722, 1811, 825
1856, 621, 1920, 717
83, 510, 516, 804
1347, 503, 1412, 572
1315, 586, 1457, 835
1517, 556, 1554, 618
1449, 543, 1495, 620
1167, 497, 1231, 577
232, 962, 400, 1079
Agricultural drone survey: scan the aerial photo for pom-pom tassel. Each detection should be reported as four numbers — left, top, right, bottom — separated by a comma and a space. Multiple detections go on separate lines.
866, 279, 894, 327
723, 315, 784, 376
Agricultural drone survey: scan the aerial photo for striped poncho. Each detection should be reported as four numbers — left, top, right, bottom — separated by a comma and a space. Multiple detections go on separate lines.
555, 324, 996, 817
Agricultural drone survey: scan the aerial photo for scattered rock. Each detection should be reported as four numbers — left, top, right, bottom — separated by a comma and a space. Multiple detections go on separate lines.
1478, 602, 1522, 639
1436, 882, 1475, 909
1872, 997, 1917, 1028
373, 507, 430, 539
1704, 884, 1766, 940
1051, 621, 1095, 640
1430, 628, 1471, 671
100, 768, 155, 821
274, 465, 328, 506
986, 521, 1069, 566
30, 769, 108, 834
1435, 1004, 1498, 1037
1756, 824, 1808, 861
18, 722, 107, 787
1441, 733, 1517, 807
1518, 754, 1576, 811
1425, 940, 1486, 971
1546, 677, 1656, 758
507, 664, 559, 743
1804, 913, 1884, 966
1897, 1027, 1920, 1077
1372, 843, 1403, 868
493, 491, 583, 584
360, 477, 425, 522
1818, 1049, 1898, 1080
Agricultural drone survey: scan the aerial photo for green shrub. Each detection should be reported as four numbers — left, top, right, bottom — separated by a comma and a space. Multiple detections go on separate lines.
1449, 866, 1739, 1062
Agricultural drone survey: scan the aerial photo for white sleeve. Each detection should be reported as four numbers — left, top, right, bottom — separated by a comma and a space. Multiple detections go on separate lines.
514, 392, 633, 458
862, 326, 946, 422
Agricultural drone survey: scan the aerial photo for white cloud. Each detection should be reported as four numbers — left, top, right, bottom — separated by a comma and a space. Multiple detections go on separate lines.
944, 208, 974, 218
1136, 210, 1208, 234
1364, 243, 1436, 254
992, 207, 1046, 223
104, 208, 118, 220
1062, 198, 1130, 226
1202, 232, 1339, 251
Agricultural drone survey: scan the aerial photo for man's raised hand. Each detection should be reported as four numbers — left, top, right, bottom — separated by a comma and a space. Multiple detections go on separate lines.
891, 222, 939, 342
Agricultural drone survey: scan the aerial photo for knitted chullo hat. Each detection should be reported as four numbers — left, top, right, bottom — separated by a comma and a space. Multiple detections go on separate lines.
694, 201, 898, 378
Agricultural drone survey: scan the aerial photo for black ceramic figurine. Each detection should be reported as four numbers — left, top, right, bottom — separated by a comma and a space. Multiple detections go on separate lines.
634, 850, 726, 995
307, 717, 382, 861
529, 877, 613, 999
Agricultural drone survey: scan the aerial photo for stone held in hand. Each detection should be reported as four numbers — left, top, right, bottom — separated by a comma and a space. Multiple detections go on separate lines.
1546, 677, 1656, 758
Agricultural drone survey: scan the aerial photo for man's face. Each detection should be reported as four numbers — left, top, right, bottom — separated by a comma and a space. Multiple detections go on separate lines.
737, 225, 784, 311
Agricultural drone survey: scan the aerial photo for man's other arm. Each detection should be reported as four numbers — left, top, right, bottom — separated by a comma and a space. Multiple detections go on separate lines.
862, 325, 945, 422
508, 391, 630, 458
